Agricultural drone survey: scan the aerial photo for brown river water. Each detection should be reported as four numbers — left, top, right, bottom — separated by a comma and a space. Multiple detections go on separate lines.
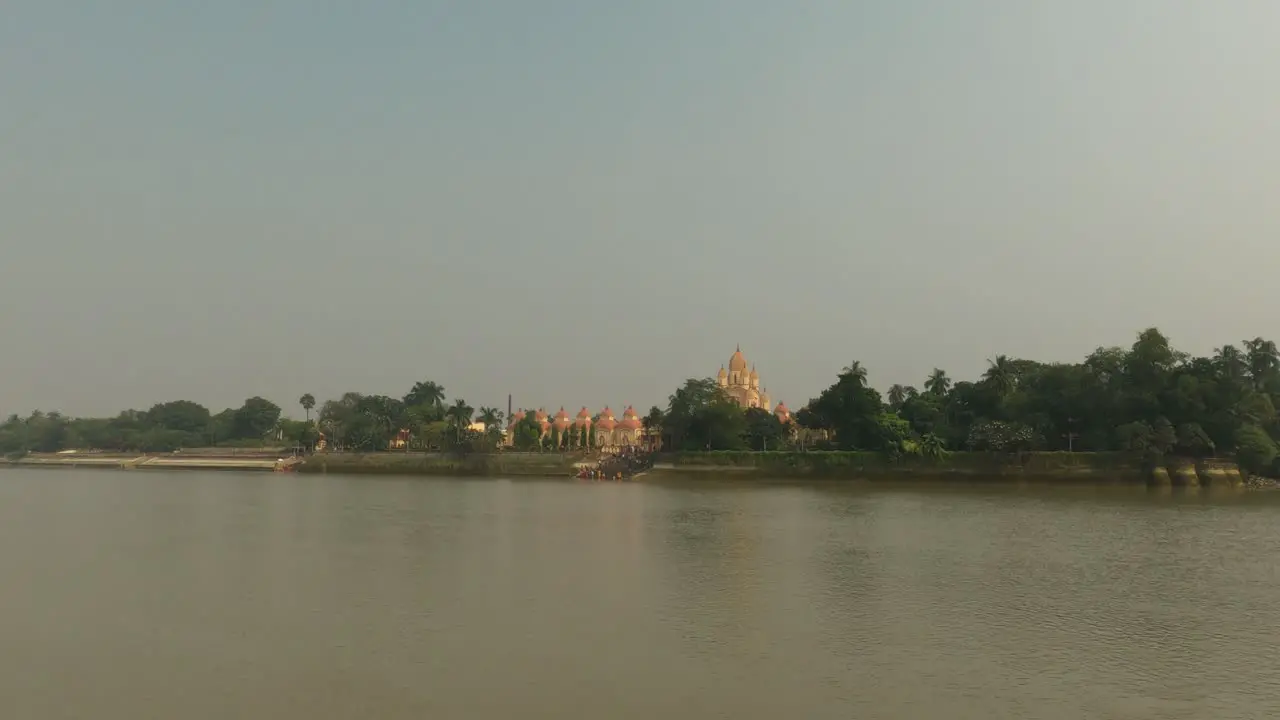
2, 469, 1279, 719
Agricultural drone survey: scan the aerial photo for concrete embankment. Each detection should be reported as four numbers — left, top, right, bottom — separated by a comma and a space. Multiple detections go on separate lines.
649, 451, 1248, 487
3, 452, 300, 472
297, 452, 580, 477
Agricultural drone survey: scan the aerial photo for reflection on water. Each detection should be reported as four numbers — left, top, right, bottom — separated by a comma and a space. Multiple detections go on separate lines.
1, 470, 1279, 718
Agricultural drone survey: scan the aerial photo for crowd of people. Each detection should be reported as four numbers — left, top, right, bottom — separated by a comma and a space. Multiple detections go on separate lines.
575, 445, 654, 481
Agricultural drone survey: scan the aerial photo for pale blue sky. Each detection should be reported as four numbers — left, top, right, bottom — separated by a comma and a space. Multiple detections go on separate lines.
3, 1, 1279, 418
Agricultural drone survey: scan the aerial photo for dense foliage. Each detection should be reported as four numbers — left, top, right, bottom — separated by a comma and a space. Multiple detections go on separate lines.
0, 379, 498, 457
0, 397, 287, 457
653, 328, 1280, 476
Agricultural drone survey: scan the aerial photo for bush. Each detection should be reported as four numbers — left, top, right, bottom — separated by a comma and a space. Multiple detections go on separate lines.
1234, 424, 1278, 477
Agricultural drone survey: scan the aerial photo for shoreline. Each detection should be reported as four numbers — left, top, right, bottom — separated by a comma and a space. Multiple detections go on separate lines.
1, 452, 299, 472
649, 451, 1248, 487
1, 450, 1253, 487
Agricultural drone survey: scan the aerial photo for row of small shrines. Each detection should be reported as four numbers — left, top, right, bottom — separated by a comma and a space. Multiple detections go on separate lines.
506, 407, 646, 448
506, 403, 797, 449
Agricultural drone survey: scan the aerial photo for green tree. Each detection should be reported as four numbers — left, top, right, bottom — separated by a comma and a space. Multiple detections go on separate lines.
445, 399, 474, 445
418, 421, 451, 451
207, 409, 237, 446
886, 384, 912, 410
476, 407, 504, 445
1243, 338, 1279, 393
299, 394, 316, 422
664, 378, 746, 450
925, 369, 951, 396
804, 362, 887, 450
841, 361, 868, 388
983, 355, 1017, 398
277, 419, 320, 449
232, 397, 281, 440
1234, 424, 1277, 477
476, 406, 502, 430
146, 400, 211, 434
742, 407, 785, 450
358, 395, 407, 449
511, 413, 543, 451
405, 404, 441, 449
1175, 422, 1214, 457
318, 392, 403, 450
899, 392, 947, 438
403, 381, 446, 410
873, 412, 914, 455
920, 433, 947, 461
1114, 417, 1176, 467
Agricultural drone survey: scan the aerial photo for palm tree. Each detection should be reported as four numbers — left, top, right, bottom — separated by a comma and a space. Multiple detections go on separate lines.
476, 406, 502, 429
299, 394, 315, 423
1243, 338, 1280, 390
478, 407, 501, 435
404, 381, 446, 410
925, 369, 951, 396
475, 407, 504, 448
841, 360, 868, 388
984, 355, 1016, 396
887, 384, 910, 409
1215, 344, 1246, 380
445, 399, 474, 443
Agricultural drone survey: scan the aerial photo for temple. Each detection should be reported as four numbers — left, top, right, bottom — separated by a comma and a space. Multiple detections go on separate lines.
717, 345, 772, 411
498, 346, 789, 451
506, 405, 647, 449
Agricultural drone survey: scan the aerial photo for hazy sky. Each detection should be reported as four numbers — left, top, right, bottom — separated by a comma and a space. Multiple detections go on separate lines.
4, 1, 1279, 419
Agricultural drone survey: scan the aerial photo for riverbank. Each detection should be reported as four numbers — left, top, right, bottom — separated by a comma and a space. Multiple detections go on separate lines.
3, 450, 1251, 486
293, 450, 1252, 486
1, 450, 298, 472
0, 451, 588, 477
297, 451, 581, 477
648, 451, 1248, 486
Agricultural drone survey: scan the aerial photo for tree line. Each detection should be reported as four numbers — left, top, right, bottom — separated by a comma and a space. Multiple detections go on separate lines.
7, 327, 1280, 475
651, 328, 1280, 476
0, 396, 287, 456
313, 382, 502, 452
0, 380, 500, 457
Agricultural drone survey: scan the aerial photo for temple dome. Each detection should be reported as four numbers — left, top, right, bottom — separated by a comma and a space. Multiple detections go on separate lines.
717, 366, 727, 378
574, 407, 592, 427
596, 407, 617, 431
552, 407, 571, 430
728, 345, 748, 372
618, 406, 641, 430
